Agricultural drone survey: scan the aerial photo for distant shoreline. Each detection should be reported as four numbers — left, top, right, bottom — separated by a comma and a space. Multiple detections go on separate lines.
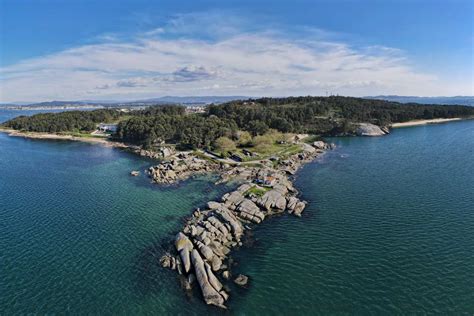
390, 117, 466, 128
0, 106, 106, 111
0, 128, 129, 148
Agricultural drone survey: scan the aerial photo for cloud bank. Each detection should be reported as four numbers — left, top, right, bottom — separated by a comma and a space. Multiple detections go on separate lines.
0, 13, 470, 102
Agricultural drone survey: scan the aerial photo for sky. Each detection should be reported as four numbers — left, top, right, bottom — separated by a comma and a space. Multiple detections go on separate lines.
0, 0, 473, 103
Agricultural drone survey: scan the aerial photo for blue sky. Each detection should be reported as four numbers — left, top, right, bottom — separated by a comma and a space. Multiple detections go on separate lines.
1, 0, 472, 102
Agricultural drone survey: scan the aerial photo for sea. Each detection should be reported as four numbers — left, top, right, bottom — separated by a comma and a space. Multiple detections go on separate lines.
1, 108, 473, 314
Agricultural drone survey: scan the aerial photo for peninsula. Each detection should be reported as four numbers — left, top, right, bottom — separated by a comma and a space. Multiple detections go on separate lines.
1, 96, 474, 308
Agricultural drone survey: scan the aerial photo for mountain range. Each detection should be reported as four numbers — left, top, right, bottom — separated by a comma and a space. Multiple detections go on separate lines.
1, 95, 473, 108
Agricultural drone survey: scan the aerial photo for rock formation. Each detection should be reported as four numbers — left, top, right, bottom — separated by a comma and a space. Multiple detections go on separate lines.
355, 123, 389, 136
147, 153, 221, 184
159, 140, 333, 308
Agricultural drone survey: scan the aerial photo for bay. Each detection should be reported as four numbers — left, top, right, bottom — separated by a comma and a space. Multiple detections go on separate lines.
1, 119, 473, 314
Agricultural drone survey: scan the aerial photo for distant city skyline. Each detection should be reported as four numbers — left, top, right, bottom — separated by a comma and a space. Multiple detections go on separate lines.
1, 0, 473, 102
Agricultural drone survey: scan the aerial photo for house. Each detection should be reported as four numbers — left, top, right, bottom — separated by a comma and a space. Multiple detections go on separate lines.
98, 123, 118, 133
263, 176, 276, 186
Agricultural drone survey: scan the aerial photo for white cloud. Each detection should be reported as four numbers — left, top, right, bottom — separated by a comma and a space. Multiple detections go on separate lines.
0, 14, 471, 102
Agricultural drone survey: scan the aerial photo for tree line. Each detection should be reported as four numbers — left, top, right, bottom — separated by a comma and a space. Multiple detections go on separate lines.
3, 96, 474, 150
2, 109, 122, 133
208, 96, 474, 135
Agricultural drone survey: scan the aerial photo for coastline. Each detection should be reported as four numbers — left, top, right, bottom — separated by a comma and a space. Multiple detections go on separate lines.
159, 141, 331, 308
1, 116, 471, 309
0, 128, 130, 148
390, 117, 465, 128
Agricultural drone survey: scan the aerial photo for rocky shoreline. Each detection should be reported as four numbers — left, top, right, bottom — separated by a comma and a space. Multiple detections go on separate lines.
147, 152, 223, 184
159, 140, 333, 308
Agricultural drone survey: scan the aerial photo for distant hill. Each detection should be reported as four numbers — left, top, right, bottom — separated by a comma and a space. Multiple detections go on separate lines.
1, 96, 249, 108
131, 96, 248, 105
366, 96, 474, 106
5, 95, 473, 109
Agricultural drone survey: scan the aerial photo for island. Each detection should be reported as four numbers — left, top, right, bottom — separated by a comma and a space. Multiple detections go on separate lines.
1, 96, 473, 308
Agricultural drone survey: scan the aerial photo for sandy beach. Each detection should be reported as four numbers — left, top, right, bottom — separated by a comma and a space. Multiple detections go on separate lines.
0, 128, 129, 148
391, 118, 464, 128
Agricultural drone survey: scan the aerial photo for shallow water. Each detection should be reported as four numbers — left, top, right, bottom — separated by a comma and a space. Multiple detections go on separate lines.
1, 119, 473, 314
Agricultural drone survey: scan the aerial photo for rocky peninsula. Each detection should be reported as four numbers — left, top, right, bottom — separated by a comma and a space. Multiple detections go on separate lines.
158, 140, 333, 308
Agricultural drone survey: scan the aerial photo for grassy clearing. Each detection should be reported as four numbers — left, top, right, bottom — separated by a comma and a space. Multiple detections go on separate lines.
244, 185, 271, 197
303, 134, 323, 144
58, 131, 102, 138
238, 143, 303, 161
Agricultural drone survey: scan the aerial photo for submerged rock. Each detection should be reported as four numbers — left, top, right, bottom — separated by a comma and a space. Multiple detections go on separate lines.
234, 274, 249, 286
222, 270, 231, 280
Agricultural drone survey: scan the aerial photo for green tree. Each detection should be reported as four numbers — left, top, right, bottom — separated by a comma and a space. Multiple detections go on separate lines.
236, 131, 252, 146
247, 120, 269, 136
213, 137, 236, 157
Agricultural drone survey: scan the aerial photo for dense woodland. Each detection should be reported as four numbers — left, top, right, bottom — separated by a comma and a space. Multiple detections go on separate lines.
2, 109, 122, 133
3, 96, 474, 149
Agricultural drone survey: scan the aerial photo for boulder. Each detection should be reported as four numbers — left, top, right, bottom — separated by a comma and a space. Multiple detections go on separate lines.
175, 232, 193, 251
236, 199, 265, 223
302, 143, 316, 153
222, 270, 231, 280
159, 255, 172, 268
312, 141, 327, 149
220, 291, 229, 301
195, 240, 214, 261
234, 274, 249, 287
205, 262, 223, 291
222, 191, 245, 207
257, 190, 287, 211
286, 196, 299, 213
160, 147, 174, 158
207, 201, 222, 210
211, 255, 223, 271
191, 249, 226, 308
214, 208, 244, 238
175, 232, 194, 273
355, 123, 388, 136
188, 273, 196, 285
293, 201, 306, 217
179, 248, 192, 273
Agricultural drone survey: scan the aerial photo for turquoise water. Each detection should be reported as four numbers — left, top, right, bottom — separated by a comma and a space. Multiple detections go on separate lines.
1, 119, 473, 314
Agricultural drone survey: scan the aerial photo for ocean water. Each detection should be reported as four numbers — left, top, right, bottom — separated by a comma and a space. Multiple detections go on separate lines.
0, 108, 101, 124
1, 118, 473, 314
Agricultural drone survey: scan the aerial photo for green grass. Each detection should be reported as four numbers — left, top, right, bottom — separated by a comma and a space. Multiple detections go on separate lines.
192, 151, 219, 164
244, 185, 271, 197
239, 143, 303, 161
58, 131, 109, 138
303, 134, 323, 144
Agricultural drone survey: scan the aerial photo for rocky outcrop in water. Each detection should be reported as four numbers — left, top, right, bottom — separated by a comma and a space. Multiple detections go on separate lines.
136, 146, 176, 159
159, 141, 333, 308
148, 153, 220, 184
355, 123, 389, 136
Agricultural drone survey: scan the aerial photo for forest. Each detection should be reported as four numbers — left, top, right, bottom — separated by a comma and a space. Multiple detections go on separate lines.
2, 109, 122, 133
3, 96, 474, 150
